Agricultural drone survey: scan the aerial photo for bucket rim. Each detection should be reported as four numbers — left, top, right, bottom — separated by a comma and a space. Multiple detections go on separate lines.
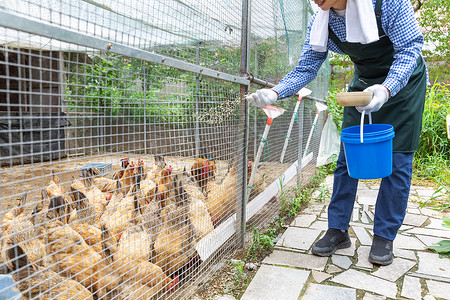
341, 124, 394, 138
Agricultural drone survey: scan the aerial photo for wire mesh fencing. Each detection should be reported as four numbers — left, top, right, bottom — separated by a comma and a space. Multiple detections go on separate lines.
0, 0, 329, 299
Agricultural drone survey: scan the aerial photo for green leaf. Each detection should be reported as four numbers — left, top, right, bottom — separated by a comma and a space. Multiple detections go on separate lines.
427, 240, 450, 258
443, 216, 450, 228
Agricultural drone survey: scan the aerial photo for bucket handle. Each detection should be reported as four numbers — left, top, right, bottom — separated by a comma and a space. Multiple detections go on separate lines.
360, 111, 373, 143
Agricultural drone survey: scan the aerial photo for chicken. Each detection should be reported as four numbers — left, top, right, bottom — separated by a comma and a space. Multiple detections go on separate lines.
114, 224, 177, 295
41, 189, 71, 224
136, 158, 157, 204
181, 173, 214, 240
6, 244, 94, 299
71, 176, 107, 221
111, 157, 130, 181
1, 218, 50, 272
100, 182, 143, 242
154, 175, 196, 276
87, 167, 120, 197
190, 157, 216, 195
44, 220, 119, 299
204, 161, 240, 226
119, 160, 139, 194
44, 171, 72, 207
1, 193, 27, 234
147, 156, 174, 208
70, 188, 98, 225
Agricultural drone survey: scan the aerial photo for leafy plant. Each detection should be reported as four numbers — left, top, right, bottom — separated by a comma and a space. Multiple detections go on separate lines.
247, 226, 276, 259
227, 260, 248, 288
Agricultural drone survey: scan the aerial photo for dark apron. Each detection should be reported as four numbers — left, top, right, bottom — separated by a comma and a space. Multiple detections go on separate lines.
329, 0, 427, 152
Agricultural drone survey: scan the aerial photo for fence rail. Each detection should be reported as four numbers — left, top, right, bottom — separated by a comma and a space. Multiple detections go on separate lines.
0, 1, 329, 299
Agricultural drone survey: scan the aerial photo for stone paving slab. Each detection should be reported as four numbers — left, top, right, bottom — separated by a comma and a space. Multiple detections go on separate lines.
263, 250, 328, 271
331, 255, 352, 269
311, 270, 331, 283
416, 252, 450, 278
361, 211, 370, 224
352, 225, 372, 245
426, 217, 450, 230
415, 234, 444, 248
362, 294, 386, 300
302, 204, 325, 215
241, 265, 309, 300
276, 227, 321, 250
352, 207, 360, 222
355, 246, 373, 269
331, 269, 397, 298
393, 247, 417, 260
426, 280, 450, 300
407, 207, 421, 214
357, 189, 379, 199
401, 275, 422, 300
291, 214, 317, 228
407, 227, 450, 239
357, 196, 377, 206
371, 257, 416, 282
302, 283, 356, 300
420, 207, 444, 218
310, 220, 328, 231
403, 213, 428, 226
395, 234, 427, 250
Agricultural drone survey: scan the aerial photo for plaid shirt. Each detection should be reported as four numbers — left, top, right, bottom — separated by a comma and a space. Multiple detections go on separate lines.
272, 0, 425, 99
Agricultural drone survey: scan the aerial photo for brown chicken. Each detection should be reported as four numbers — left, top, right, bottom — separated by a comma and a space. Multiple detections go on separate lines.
154, 176, 196, 276
190, 157, 216, 195
147, 156, 174, 208
44, 171, 72, 207
115, 224, 177, 295
119, 160, 139, 194
1, 193, 27, 234
204, 161, 240, 226
71, 176, 107, 222
44, 220, 119, 299
41, 189, 72, 224
6, 244, 94, 299
1, 218, 50, 272
183, 178, 214, 241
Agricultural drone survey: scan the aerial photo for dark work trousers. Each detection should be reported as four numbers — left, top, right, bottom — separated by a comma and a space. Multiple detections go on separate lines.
327, 150, 414, 241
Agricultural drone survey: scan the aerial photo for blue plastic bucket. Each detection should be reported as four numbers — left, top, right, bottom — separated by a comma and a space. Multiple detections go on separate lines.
341, 124, 395, 179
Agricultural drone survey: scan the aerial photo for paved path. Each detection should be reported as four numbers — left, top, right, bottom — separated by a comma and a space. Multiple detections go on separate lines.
242, 175, 450, 300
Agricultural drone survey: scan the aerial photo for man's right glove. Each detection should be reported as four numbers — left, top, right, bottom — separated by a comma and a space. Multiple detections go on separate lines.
246, 89, 278, 108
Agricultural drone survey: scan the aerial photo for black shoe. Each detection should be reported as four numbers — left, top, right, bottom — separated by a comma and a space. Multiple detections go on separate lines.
369, 235, 393, 266
311, 228, 351, 256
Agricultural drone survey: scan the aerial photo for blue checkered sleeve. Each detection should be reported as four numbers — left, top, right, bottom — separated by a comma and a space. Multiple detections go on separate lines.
272, 0, 425, 99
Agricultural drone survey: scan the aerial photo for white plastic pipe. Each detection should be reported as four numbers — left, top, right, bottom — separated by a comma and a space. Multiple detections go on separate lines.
248, 118, 272, 189
280, 87, 312, 163
303, 102, 327, 159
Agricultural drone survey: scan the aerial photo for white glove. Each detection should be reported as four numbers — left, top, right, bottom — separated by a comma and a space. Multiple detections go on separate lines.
356, 84, 390, 114
246, 89, 278, 108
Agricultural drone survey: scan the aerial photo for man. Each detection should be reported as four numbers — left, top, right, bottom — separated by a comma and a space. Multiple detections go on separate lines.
246, 0, 427, 265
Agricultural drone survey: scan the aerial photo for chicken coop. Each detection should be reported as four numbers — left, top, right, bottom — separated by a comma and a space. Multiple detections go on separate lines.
0, 0, 330, 299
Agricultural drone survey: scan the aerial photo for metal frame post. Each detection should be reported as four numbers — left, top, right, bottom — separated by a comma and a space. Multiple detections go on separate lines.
237, 0, 251, 248
297, 101, 304, 187
195, 42, 201, 157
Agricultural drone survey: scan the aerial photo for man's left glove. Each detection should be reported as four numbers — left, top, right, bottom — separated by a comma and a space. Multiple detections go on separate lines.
356, 84, 390, 114
246, 89, 278, 108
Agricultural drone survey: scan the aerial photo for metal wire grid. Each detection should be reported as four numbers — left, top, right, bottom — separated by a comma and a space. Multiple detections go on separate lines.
0, 0, 244, 75
0, 39, 247, 299
0, 1, 329, 299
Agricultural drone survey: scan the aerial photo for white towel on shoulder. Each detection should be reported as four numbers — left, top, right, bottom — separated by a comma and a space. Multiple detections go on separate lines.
310, 0, 379, 52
